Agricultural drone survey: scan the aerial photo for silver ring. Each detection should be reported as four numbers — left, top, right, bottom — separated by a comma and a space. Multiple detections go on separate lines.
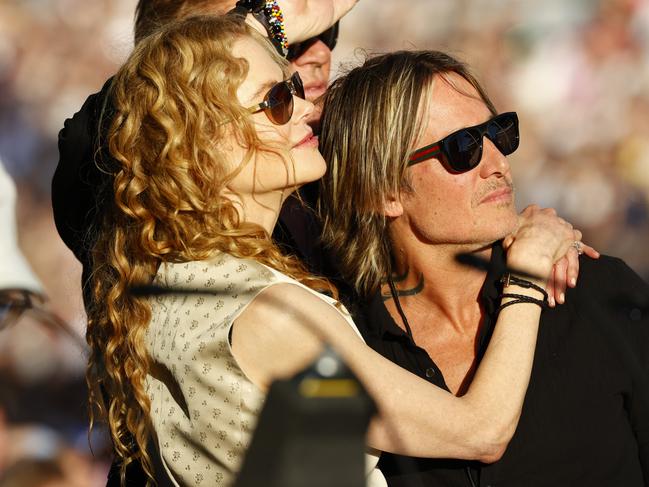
572, 241, 583, 255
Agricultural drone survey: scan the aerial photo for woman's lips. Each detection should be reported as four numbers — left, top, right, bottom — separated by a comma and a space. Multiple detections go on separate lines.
295, 133, 319, 148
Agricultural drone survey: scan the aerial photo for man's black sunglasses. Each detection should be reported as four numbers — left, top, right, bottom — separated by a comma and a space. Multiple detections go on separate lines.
287, 22, 339, 61
408, 112, 520, 173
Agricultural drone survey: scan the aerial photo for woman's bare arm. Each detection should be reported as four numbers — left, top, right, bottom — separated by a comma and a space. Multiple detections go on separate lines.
232, 207, 577, 462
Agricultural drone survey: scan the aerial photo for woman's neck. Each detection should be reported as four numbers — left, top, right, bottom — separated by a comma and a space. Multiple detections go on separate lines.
225, 187, 292, 235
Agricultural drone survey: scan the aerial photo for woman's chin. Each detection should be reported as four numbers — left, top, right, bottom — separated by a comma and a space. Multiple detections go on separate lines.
290, 151, 327, 184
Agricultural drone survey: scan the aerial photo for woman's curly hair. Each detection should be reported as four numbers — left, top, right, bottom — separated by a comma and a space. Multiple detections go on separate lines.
86, 15, 334, 485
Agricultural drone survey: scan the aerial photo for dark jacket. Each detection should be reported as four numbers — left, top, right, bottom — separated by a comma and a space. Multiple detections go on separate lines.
355, 246, 649, 487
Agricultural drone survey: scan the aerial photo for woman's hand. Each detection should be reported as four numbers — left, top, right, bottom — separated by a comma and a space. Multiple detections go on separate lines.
503, 205, 600, 307
542, 239, 599, 307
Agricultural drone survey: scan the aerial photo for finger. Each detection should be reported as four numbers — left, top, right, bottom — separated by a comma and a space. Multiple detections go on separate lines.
332, 0, 359, 22
566, 247, 580, 287
502, 235, 514, 250
546, 270, 556, 308
282, 0, 358, 43
553, 256, 568, 304
580, 243, 600, 259
557, 216, 573, 231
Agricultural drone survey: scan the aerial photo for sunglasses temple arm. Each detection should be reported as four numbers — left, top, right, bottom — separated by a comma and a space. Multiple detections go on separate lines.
408, 143, 441, 165
30, 306, 88, 353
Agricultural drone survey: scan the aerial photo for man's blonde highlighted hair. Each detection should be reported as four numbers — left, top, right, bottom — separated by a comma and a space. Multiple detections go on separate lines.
319, 50, 496, 298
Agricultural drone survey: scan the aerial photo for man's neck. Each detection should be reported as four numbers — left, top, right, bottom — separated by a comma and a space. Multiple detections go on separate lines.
385, 235, 493, 334
383, 232, 497, 395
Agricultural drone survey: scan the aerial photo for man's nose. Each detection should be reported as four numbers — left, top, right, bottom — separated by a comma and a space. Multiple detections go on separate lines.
293, 39, 331, 66
479, 137, 511, 178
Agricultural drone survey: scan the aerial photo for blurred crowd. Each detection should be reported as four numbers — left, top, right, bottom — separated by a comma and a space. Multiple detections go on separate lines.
0, 0, 647, 485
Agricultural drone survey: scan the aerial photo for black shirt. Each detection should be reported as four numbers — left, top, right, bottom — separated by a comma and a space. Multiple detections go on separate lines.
53, 78, 115, 271
354, 244, 649, 487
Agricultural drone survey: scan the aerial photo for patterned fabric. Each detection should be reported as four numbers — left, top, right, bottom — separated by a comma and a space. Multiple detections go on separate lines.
144, 252, 385, 486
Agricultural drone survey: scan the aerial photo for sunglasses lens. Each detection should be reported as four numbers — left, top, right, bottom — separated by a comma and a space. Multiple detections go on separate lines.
444, 129, 483, 172
286, 23, 338, 61
287, 43, 306, 60
0, 298, 24, 330
292, 73, 305, 100
488, 113, 519, 156
319, 22, 339, 51
266, 81, 292, 125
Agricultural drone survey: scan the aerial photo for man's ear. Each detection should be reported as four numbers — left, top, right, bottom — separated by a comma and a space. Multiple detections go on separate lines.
382, 194, 403, 218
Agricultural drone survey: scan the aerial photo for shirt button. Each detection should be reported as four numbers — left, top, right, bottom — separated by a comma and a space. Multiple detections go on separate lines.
425, 367, 436, 378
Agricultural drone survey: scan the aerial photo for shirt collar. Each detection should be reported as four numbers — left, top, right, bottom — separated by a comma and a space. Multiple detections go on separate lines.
368, 241, 508, 340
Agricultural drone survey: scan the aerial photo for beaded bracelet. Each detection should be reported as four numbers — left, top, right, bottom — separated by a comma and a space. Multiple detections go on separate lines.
231, 0, 288, 57
262, 1, 288, 57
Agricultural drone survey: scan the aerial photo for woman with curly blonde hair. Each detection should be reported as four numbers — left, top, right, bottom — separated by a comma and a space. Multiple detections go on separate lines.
86, 14, 582, 487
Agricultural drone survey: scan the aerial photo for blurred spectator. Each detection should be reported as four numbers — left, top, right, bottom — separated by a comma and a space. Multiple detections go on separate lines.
0, 458, 68, 487
0, 449, 96, 487
0, 0, 647, 484
1, 156, 104, 483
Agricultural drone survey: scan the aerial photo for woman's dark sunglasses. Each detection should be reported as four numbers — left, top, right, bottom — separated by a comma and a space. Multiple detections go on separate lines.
247, 72, 305, 125
408, 112, 520, 173
287, 22, 339, 60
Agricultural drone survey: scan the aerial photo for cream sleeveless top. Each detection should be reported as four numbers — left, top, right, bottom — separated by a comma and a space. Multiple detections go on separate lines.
144, 252, 386, 487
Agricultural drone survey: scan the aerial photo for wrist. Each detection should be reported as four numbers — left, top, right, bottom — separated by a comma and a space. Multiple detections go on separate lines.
505, 251, 553, 287
499, 275, 548, 313
232, 1, 289, 57
244, 12, 269, 37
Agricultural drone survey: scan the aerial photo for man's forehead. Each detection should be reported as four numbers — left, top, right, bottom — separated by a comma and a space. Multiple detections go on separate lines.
417, 73, 493, 140
427, 73, 490, 113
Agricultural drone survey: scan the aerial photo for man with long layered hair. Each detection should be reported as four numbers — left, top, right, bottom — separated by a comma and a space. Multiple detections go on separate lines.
318, 50, 649, 486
